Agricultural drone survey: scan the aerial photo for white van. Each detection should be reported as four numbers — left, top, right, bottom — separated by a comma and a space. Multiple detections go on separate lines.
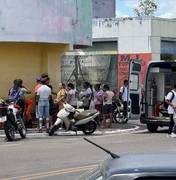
128, 60, 175, 132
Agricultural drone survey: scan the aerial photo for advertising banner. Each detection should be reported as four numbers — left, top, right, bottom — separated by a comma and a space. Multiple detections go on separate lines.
118, 53, 152, 89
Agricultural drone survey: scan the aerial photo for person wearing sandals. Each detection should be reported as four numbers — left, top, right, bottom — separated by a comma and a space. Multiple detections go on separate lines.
94, 84, 104, 112
102, 84, 114, 129
82, 82, 92, 110
36, 77, 51, 133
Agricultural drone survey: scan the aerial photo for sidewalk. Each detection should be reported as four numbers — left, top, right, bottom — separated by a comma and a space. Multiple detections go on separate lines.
97, 123, 139, 134
0, 122, 140, 138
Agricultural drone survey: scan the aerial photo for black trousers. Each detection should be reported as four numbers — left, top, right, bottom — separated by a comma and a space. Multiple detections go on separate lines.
84, 100, 91, 110
169, 114, 174, 134
123, 101, 127, 117
17, 100, 25, 118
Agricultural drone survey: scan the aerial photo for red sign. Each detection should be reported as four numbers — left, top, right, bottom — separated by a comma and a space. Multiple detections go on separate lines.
118, 53, 152, 88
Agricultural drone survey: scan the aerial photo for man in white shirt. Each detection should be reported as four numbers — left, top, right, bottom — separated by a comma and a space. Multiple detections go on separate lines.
166, 84, 176, 137
119, 79, 128, 118
36, 78, 51, 133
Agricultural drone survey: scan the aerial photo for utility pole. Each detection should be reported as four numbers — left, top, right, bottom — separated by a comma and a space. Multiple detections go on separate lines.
74, 56, 79, 91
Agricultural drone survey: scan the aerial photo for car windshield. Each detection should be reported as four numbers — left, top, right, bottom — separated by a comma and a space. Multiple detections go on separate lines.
76, 166, 103, 180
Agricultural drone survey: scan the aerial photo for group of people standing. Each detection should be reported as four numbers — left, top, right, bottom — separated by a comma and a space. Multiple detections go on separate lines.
82, 80, 128, 129
34, 75, 80, 133
7, 75, 129, 132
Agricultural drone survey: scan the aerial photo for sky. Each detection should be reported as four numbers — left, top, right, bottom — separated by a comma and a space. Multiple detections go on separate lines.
116, 0, 176, 18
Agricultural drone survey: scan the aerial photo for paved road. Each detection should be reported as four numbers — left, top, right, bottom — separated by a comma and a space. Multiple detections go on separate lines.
0, 121, 174, 180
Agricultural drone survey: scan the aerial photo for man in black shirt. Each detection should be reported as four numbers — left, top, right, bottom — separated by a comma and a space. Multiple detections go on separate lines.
45, 76, 57, 126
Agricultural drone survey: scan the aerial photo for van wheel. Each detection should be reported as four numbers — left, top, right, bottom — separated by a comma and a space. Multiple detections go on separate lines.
147, 124, 158, 132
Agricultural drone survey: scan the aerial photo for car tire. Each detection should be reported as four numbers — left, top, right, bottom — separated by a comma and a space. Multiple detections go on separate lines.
147, 124, 158, 132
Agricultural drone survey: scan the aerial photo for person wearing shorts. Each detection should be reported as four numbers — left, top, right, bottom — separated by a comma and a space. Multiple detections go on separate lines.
45, 76, 57, 126
102, 84, 114, 129
94, 84, 104, 112
36, 78, 51, 133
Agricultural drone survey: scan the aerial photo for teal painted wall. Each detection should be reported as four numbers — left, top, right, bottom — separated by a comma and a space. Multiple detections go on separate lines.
0, 0, 92, 46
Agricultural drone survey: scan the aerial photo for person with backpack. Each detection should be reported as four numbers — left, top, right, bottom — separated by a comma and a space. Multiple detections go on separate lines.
8, 79, 30, 118
165, 84, 176, 137
119, 79, 128, 118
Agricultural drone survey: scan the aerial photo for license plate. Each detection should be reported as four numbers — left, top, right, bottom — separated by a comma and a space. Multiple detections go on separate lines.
0, 116, 7, 122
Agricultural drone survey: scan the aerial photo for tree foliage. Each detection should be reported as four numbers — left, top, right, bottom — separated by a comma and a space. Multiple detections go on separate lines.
161, 54, 176, 61
133, 0, 158, 17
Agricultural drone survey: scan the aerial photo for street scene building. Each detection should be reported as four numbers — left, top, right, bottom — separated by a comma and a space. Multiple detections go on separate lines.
1, 1, 176, 180
61, 17, 176, 90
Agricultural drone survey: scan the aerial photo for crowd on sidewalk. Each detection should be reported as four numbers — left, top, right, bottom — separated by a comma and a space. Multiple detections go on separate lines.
5, 73, 176, 138
6, 73, 129, 132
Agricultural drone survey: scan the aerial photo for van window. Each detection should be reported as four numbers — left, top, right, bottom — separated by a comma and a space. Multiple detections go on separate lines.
132, 63, 141, 72
130, 74, 139, 91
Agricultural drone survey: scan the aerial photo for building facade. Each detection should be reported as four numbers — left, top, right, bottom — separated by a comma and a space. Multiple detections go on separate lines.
60, 17, 176, 91
0, 0, 92, 98
93, 17, 176, 87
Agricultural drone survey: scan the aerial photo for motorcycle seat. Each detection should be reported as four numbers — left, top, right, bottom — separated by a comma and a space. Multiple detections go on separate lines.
74, 110, 97, 120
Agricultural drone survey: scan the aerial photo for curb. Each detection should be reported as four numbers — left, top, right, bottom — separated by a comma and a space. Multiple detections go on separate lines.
0, 125, 140, 138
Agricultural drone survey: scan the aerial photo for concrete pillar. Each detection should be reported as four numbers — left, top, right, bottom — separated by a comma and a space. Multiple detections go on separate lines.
150, 37, 161, 61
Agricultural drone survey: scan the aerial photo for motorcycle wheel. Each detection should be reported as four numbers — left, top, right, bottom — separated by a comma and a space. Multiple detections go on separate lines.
113, 111, 128, 124
82, 121, 96, 135
19, 120, 26, 138
49, 125, 59, 136
4, 120, 15, 141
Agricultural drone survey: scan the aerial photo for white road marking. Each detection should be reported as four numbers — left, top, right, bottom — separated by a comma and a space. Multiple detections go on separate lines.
66, 128, 147, 140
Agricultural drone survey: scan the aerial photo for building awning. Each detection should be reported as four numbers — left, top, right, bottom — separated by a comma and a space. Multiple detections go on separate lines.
161, 41, 176, 54
66, 42, 117, 55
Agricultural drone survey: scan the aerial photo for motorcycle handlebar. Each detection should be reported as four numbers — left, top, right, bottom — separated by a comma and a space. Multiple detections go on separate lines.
1, 99, 18, 106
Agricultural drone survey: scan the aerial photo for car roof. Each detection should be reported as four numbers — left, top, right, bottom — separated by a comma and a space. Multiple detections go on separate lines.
101, 151, 176, 179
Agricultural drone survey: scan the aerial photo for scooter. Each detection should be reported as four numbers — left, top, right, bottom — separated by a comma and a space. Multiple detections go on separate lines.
49, 103, 99, 136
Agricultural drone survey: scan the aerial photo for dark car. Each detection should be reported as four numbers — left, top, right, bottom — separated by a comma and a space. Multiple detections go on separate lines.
76, 138, 176, 180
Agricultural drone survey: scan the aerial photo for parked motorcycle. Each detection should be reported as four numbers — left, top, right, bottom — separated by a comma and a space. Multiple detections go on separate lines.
0, 99, 26, 141
49, 103, 99, 136
96, 99, 128, 125
113, 99, 129, 124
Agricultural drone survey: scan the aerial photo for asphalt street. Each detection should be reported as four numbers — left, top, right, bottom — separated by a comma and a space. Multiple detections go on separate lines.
0, 121, 175, 180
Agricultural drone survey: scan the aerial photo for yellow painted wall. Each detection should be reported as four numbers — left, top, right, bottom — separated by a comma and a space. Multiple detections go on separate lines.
0, 42, 69, 99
